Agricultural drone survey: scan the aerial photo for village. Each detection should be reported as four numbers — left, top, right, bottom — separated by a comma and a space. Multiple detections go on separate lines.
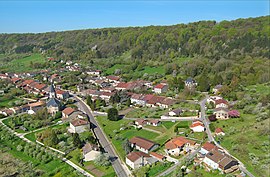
0, 59, 246, 177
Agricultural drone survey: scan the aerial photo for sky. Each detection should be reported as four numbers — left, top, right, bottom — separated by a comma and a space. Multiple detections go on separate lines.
0, 0, 269, 33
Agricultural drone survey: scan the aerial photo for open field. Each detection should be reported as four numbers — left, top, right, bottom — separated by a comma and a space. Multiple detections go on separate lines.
0, 53, 46, 72
211, 111, 269, 177
68, 149, 115, 177
0, 95, 21, 108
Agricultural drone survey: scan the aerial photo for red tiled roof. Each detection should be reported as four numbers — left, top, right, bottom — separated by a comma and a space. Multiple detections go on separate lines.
165, 136, 196, 150
71, 118, 89, 126
11, 77, 21, 83
215, 99, 228, 105
150, 152, 165, 160
62, 107, 75, 116
160, 98, 175, 106
142, 94, 154, 102
28, 101, 45, 107
56, 89, 66, 94
154, 83, 166, 89
35, 83, 47, 90
116, 82, 129, 89
23, 79, 35, 85
215, 128, 224, 133
107, 75, 120, 81
202, 142, 217, 151
190, 121, 204, 128
126, 151, 150, 162
147, 96, 165, 105
129, 136, 157, 150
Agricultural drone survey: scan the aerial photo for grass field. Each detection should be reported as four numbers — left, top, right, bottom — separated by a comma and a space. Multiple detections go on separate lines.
211, 111, 269, 177
105, 64, 127, 75
0, 95, 21, 108
68, 149, 115, 177
0, 53, 46, 72
141, 66, 165, 74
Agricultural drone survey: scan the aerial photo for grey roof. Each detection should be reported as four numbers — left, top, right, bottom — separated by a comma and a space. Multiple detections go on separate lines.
49, 84, 55, 93
186, 78, 196, 83
47, 98, 61, 107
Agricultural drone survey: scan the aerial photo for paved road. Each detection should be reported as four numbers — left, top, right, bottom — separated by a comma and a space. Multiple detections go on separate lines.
156, 147, 201, 177
199, 96, 255, 177
124, 117, 198, 122
72, 94, 132, 177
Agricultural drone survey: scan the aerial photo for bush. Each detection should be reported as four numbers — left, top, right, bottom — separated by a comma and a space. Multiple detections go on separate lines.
107, 108, 119, 121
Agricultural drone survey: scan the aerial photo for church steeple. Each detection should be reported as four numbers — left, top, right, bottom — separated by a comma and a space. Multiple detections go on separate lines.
49, 82, 56, 98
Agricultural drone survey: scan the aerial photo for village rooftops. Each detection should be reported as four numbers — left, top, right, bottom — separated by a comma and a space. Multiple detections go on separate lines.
215, 128, 224, 134
82, 143, 99, 155
202, 142, 218, 152
62, 107, 75, 116
190, 121, 204, 128
56, 89, 66, 94
126, 151, 150, 162
28, 101, 45, 107
107, 75, 120, 81
215, 99, 228, 105
214, 107, 229, 112
154, 83, 167, 89
165, 136, 196, 150
71, 118, 89, 127
129, 136, 158, 151
149, 152, 165, 160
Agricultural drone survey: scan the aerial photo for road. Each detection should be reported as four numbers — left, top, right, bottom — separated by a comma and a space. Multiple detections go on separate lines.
156, 147, 201, 177
199, 96, 255, 177
72, 94, 132, 177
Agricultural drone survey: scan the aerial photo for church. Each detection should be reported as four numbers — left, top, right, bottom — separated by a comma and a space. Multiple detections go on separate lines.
47, 83, 62, 115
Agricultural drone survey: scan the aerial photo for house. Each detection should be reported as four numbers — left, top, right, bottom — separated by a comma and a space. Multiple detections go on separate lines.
135, 119, 148, 128
215, 128, 225, 136
100, 91, 115, 102
69, 118, 90, 133
147, 119, 161, 126
214, 108, 229, 119
213, 85, 223, 94
129, 136, 159, 153
65, 111, 88, 122
56, 90, 69, 100
100, 87, 115, 93
87, 70, 102, 76
82, 143, 101, 161
199, 142, 218, 155
215, 99, 229, 108
158, 98, 176, 109
190, 121, 205, 132
207, 96, 223, 104
146, 96, 165, 107
168, 109, 183, 117
62, 107, 75, 119
203, 149, 238, 173
185, 78, 197, 88
28, 101, 45, 114
115, 82, 129, 90
0, 74, 9, 79
126, 151, 152, 169
153, 83, 168, 94
130, 94, 145, 106
150, 152, 166, 161
10, 77, 21, 84
228, 110, 240, 118
165, 137, 196, 156
107, 75, 120, 83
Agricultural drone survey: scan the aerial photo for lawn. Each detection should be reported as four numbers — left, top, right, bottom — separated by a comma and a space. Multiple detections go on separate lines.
246, 83, 270, 95
105, 64, 127, 75
147, 162, 173, 176
141, 66, 165, 74
68, 149, 115, 177
0, 53, 46, 72
162, 121, 177, 129
211, 111, 269, 177
0, 95, 21, 108
125, 106, 168, 118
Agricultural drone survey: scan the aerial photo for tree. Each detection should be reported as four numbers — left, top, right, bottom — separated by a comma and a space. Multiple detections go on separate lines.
72, 133, 82, 148
107, 108, 119, 121
94, 153, 111, 166
50, 130, 59, 146
122, 139, 132, 154
86, 95, 93, 107
126, 98, 131, 107
54, 111, 62, 119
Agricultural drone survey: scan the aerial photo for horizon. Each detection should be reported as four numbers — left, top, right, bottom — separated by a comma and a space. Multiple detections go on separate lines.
0, 1, 269, 34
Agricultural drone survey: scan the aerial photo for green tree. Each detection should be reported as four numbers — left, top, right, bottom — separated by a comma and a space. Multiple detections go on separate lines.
72, 133, 82, 148
107, 108, 119, 121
